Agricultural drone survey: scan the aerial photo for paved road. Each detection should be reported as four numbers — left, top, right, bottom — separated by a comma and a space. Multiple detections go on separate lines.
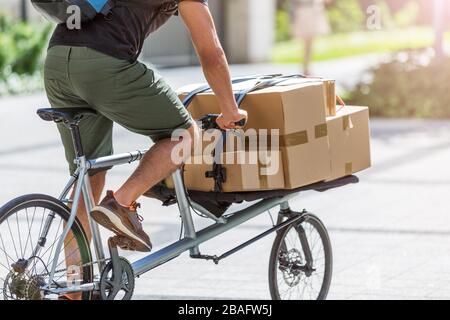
1, 58, 450, 300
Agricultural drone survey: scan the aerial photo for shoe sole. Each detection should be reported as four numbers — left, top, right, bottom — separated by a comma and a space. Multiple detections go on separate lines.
91, 206, 152, 252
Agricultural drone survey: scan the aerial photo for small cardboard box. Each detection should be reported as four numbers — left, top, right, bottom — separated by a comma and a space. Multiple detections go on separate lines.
166, 150, 285, 192
326, 106, 371, 181
179, 80, 333, 190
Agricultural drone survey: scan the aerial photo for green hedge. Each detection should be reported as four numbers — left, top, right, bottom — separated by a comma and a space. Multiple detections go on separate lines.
0, 13, 51, 95
346, 50, 450, 118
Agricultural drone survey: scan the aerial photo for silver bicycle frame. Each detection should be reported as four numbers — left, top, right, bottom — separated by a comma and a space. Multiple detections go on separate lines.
45, 150, 294, 290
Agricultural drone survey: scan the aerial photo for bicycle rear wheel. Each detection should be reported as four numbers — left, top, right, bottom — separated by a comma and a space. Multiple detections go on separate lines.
0, 194, 93, 300
269, 213, 332, 300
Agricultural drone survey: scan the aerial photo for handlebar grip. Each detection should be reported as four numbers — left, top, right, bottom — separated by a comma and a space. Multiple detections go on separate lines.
199, 114, 247, 130
234, 118, 247, 128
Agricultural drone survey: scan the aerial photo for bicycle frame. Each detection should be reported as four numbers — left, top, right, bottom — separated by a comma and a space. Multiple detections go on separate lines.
43, 149, 297, 293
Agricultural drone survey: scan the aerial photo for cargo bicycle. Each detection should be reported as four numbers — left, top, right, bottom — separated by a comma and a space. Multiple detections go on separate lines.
0, 100, 358, 300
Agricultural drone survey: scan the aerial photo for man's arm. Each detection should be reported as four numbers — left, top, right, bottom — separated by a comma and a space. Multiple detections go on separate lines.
178, 0, 247, 130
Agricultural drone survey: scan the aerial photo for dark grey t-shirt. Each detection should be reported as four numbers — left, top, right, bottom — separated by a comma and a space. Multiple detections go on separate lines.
49, 0, 208, 62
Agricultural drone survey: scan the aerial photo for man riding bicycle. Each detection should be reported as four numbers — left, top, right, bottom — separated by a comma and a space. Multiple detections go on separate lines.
45, 0, 247, 254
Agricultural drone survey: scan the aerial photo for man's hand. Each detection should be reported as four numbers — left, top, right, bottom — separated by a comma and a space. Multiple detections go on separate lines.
179, 1, 249, 131
217, 109, 248, 130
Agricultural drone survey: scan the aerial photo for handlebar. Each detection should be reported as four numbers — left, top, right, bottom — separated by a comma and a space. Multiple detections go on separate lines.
199, 114, 247, 131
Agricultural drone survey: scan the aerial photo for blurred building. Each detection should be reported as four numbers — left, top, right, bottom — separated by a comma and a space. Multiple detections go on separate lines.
1, 0, 276, 66
145, 0, 275, 66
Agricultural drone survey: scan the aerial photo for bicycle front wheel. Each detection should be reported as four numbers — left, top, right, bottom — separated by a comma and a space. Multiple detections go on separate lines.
0, 194, 93, 300
269, 213, 332, 300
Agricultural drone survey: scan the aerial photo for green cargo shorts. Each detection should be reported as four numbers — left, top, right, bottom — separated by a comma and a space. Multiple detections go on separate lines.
44, 46, 194, 175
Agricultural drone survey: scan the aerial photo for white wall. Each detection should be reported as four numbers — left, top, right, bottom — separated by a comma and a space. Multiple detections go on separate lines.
145, 0, 276, 65
225, 0, 276, 63
0, 0, 43, 20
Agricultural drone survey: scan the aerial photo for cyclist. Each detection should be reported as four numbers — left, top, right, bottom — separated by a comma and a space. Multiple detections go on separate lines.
44, 0, 247, 254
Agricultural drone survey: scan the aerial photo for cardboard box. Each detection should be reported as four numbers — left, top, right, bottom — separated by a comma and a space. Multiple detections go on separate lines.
166, 150, 285, 192
179, 77, 337, 119
179, 80, 333, 190
326, 106, 371, 181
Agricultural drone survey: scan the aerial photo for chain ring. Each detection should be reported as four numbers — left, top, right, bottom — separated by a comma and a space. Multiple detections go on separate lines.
99, 258, 135, 300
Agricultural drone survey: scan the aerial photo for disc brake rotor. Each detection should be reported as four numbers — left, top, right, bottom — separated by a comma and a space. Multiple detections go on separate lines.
280, 248, 304, 287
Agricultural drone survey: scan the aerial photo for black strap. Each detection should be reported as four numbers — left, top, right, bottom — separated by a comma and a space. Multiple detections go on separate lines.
182, 84, 212, 107
235, 74, 307, 106
182, 74, 283, 108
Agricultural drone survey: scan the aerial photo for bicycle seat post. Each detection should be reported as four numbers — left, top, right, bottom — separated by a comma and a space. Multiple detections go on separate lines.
62, 119, 91, 179
68, 122, 85, 160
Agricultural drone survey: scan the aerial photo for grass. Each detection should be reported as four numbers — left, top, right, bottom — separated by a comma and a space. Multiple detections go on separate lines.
272, 26, 450, 63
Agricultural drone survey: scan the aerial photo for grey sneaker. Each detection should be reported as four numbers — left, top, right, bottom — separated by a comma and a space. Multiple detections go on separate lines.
91, 191, 152, 252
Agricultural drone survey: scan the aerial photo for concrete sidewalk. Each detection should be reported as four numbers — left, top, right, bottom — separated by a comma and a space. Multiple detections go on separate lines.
1, 60, 450, 300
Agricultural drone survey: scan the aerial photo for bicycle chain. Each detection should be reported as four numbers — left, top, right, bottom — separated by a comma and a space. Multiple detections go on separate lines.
40, 258, 111, 277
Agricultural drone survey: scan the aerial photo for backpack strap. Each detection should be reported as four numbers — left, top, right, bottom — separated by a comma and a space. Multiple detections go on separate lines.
114, 0, 154, 8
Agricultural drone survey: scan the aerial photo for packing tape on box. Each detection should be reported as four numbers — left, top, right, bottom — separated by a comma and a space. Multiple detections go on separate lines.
343, 115, 354, 131
345, 162, 353, 176
241, 127, 328, 150
258, 161, 269, 190
324, 80, 337, 116
315, 123, 328, 139
281, 131, 309, 147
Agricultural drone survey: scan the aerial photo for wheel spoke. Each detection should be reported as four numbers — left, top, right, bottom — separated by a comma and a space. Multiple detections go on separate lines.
15, 213, 24, 258
0, 259, 11, 272
50, 236, 78, 270
41, 234, 76, 270
45, 218, 64, 268
6, 219, 19, 260
23, 207, 37, 257
0, 233, 15, 269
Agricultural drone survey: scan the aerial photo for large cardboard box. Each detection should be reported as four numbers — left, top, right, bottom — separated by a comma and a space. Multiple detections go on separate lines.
326, 106, 371, 181
166, 150, 285, 192
178, 80, 333, 190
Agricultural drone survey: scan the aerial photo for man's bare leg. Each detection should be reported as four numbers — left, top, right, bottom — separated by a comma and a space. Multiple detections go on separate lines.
114, 124, 199, 206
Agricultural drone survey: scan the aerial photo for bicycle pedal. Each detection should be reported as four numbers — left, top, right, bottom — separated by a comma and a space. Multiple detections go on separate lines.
109, 235, 138, 251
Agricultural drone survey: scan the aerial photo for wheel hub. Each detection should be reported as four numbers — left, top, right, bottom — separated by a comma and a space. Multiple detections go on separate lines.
279, 249, 305, 287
